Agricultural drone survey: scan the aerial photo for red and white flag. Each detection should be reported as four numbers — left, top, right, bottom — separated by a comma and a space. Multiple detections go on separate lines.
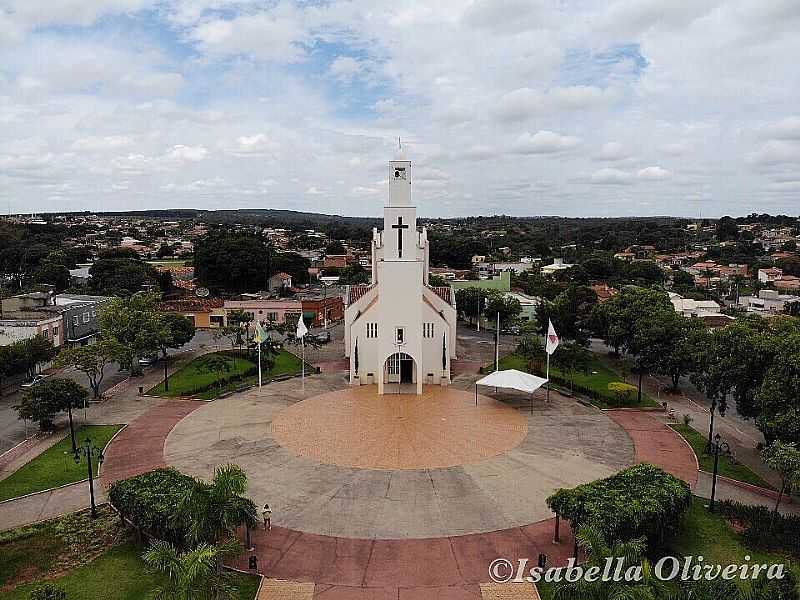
545, 319, 560, 355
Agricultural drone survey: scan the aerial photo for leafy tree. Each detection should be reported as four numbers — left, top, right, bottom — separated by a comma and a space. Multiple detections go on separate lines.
335, 264, 370, 285
716, 215, 740, 240
590, 287, 672, 357
194, 231, 271, 295
156, 314, 195, 391
271, 251, 310, 284
178, 463, 259, 546
454, 287, 487, 325
777, 255, 800, 277
89, 258, 168, 297
142, 539, 239, 600
671, 269, 695, 291
536, 284, 597, 344
552, 341, 590, 392
428, 274, 447, 287
55, 340, 124, 398
15, 378, 88, 445
98, 293, 163, 373
624, 260, 665, 285
483, 290, 522, 327
654, 314, 706, 392
20, 336, 58, 380
761, 441, 800, 529
29, 583, 67, 600
32, 260, 71, 291
552, 525, 663, 600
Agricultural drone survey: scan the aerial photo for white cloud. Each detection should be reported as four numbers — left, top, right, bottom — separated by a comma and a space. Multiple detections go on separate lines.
637, 166, 672, 180
305, 186, 325, 195
761, 116, 800, 140
512, 131, 581, 154
748, 140, 800, 166
223, 134, 280, 158
164, 145, 208, 163
590, 168, 634, 185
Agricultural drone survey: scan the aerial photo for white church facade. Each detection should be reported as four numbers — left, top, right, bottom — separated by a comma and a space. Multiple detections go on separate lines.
344, 154, 458, 395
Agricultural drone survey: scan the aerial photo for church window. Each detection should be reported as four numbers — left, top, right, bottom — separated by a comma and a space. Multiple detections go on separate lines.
387, 353, 399, 374
423, 323, 434, 338
366, 322, 378, 338
395, 327, 404, 345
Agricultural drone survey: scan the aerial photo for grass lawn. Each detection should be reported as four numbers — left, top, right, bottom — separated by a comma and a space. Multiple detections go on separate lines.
147, 350, 304, 400
497, 351, 658, 408
0, 425, 123, 502
0, 508, 259, 600
670, 424, 774, 490
669, 496, 800, 583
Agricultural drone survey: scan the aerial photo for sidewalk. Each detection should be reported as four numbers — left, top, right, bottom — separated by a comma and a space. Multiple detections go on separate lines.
694, 471, 800, 515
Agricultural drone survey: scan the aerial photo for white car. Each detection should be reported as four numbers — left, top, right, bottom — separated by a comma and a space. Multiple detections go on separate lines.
21, 374, 48, 388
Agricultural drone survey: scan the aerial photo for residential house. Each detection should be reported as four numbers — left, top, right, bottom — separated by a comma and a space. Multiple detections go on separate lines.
739, 289, 800, 314
268, 272, 293, 292
758, 267, 783, 283
301, 293, 344, 328
54, 294, 109, 346
159, 298, 226, 328
223, 297, 303, 326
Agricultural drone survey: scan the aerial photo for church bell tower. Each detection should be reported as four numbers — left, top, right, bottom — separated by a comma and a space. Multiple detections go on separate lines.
384, 155, 415, 261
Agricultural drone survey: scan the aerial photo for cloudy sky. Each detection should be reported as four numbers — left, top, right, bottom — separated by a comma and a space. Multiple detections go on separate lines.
1, 1, 799, 218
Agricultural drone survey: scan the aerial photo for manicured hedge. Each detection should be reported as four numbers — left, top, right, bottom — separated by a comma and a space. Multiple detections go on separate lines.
108, 468, 194, 546
547, 463, 691, 544
717, 499, 800, 555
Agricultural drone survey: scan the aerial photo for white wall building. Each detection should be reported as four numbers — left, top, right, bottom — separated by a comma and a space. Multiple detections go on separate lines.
541, 257, 575, 276
343, 153, 457, 395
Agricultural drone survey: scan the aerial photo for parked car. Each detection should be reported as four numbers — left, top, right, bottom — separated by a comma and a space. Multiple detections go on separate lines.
21, 374, 48, 388
501, 326, 521, 336
313, 331, 331, 344
138, 355, 158, 366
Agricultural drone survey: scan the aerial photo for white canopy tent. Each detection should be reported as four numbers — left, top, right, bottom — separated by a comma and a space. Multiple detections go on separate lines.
475, 369, 549, 410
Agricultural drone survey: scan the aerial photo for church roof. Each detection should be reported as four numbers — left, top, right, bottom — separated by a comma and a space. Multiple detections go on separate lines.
348, 284, 374, 305
428, 286, 453, 305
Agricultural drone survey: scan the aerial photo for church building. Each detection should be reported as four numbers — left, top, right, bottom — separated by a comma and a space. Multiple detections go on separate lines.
343, 153, 458, 394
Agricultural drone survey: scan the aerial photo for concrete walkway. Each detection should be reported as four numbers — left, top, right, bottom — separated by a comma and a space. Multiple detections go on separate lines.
0, 480, 106, 532
694, 471, 800, 515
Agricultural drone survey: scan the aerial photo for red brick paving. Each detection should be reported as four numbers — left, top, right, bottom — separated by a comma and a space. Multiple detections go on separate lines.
100, 399, 203, 486
231, 521, 575, 599
100, 398, 697, 598
605, 410, 698, 487
316, 359, 350, 373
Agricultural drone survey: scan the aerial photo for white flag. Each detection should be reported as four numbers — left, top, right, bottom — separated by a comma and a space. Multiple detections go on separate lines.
545, 319, 560, 355
296, 316, 308, 339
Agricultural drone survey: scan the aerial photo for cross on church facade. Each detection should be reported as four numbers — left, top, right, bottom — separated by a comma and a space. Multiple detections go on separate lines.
392, 216, 409, 258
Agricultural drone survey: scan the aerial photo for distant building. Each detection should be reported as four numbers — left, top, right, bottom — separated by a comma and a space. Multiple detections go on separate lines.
758, 267, 783, 283
775, 275, 800, 292
541, 257, 575, 276
451, 271, 511, 292
739, 289, 800, 315
268, 272, 293, 292
223, 298, 302, 327
159, 298, 226, 328
591, 283, 618, 303
669, 293, 721, 318
301, 294, 344, 328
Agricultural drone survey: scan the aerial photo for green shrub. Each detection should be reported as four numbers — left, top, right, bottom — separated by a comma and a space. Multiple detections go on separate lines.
607, 382, 638, 406
717, 500, 800, 555
547, 463, 691, 545
108, 468, 195, 546
29, 584, 66, 600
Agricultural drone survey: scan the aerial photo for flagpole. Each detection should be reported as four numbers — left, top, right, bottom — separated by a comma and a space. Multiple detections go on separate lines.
494, 311, 499, 371
546, 350, 550, 404
258, 341, 262, 387
301, 335, 305, 392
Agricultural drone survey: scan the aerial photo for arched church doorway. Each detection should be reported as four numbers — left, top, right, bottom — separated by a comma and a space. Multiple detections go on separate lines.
385, 352, 416, 385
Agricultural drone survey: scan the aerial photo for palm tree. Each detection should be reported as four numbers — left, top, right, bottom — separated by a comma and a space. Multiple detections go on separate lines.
178, 464, 259, 546
143, 539, 238, 600
553, 525, 664, 600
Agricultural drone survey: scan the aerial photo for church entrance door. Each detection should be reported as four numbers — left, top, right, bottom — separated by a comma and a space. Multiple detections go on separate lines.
400, 357, 414, 383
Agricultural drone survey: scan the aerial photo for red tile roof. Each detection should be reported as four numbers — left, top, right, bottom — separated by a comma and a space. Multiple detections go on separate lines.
428, 286, 452, 305
348, 285, 374, 305
158, 298, 224, 312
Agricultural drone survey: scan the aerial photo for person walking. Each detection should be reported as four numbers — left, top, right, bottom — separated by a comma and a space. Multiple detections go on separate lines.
262, 503, 272, 530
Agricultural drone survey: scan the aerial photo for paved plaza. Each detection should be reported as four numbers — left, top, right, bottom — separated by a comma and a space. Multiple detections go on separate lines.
164, 375, 634, 539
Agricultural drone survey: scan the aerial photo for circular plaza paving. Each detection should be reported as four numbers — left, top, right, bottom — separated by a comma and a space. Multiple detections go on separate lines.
164, 376, 635, 539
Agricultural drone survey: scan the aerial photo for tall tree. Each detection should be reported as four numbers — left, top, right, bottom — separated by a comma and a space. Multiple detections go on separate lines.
155, 314, 195, 391
55, 340, 124, 398
98, 292, 163, 373
761, 441, 800, 531
194, 231, 271, 295
15, 378, 88, 446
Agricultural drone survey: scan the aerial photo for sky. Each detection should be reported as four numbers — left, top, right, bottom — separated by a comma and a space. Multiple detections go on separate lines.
0, 0, 799, 219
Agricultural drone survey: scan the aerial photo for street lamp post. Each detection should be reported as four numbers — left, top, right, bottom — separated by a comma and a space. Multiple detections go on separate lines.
73, 436, 104, 519
709, 433, 730, 513
706, 397, 718, 453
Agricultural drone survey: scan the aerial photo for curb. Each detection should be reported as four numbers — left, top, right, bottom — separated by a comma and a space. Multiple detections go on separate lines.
699, 470, 790, 504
